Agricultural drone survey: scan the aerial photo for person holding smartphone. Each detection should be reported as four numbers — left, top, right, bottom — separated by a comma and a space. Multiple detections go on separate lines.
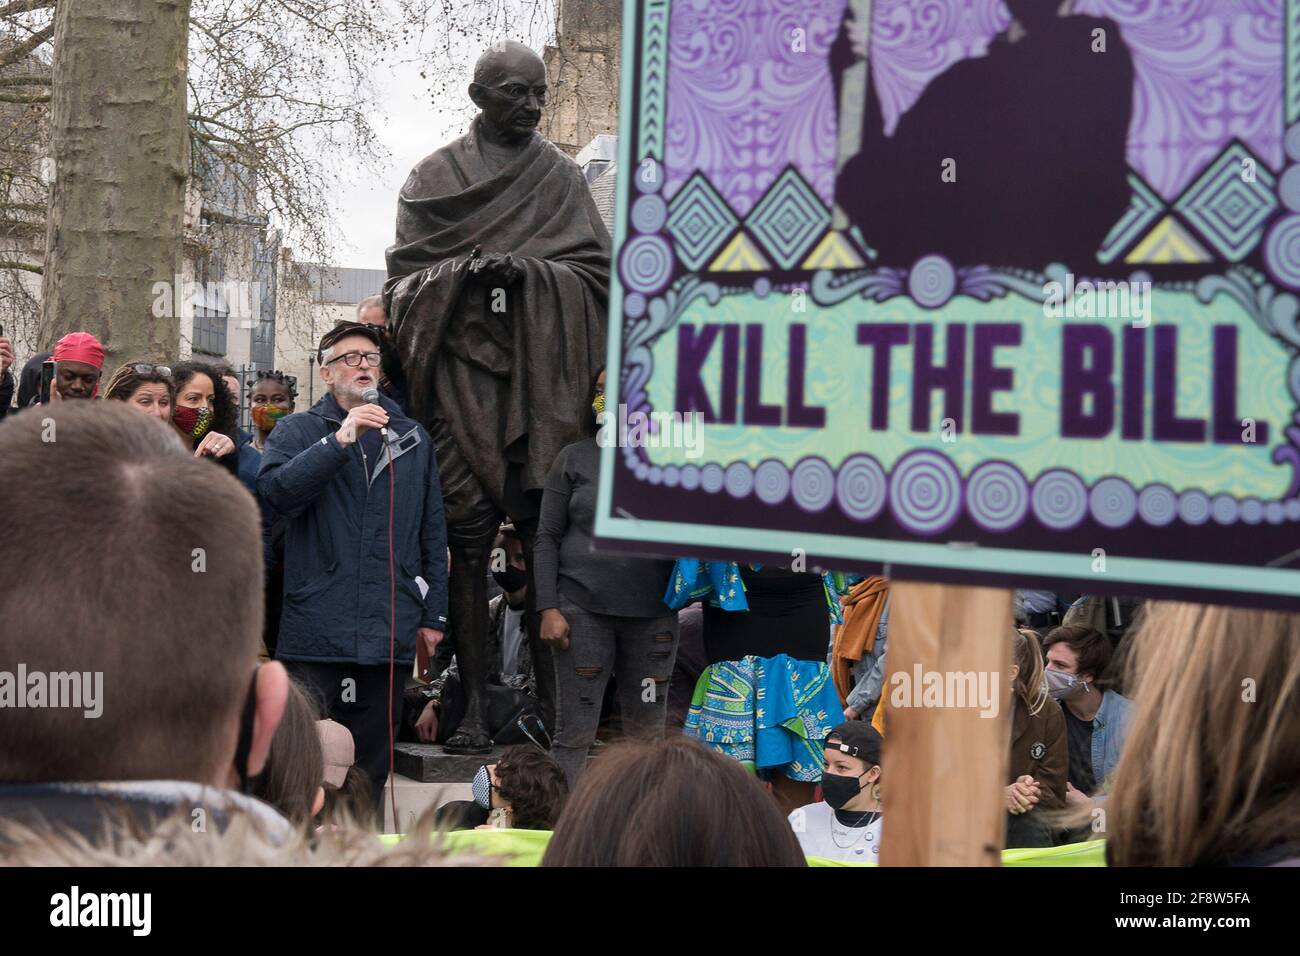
14, 350, 50, 410
39, 332, 105, 403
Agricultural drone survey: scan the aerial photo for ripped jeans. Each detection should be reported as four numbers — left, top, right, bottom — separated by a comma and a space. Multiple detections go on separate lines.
550, 593, 680, 787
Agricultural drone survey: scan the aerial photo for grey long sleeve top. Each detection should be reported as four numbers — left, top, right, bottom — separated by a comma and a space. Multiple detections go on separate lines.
532, 437, 674, 619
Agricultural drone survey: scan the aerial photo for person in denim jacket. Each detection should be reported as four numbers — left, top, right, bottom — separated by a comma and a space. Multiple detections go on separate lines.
1043, 624, 1132, 812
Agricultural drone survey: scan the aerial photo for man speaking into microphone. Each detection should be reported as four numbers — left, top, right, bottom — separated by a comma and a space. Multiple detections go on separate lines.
258, 320, 449, 812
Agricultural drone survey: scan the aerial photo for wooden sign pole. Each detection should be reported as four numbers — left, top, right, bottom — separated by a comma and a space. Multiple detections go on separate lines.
879, 581, 1013, 866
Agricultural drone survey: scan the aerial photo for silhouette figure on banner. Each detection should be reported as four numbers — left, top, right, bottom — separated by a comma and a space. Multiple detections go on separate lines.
829, 0, 1134, 269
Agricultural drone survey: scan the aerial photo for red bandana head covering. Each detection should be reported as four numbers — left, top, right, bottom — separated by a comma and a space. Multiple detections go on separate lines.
50, 332, 106, 398
51, 331, 106, 369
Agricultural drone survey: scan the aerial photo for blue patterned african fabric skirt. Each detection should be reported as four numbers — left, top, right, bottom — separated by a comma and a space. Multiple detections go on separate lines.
683, 653, 841, 782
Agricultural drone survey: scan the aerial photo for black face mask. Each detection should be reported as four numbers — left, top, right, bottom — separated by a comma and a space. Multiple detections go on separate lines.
821, 769, 870, 810
492, 566, 527, 594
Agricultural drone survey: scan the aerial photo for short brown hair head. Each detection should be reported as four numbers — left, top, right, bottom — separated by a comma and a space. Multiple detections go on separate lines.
494, 745, 568, 829
0, 401, 263, 783
540, 736, 807, 866
1043, 623, 1113, 683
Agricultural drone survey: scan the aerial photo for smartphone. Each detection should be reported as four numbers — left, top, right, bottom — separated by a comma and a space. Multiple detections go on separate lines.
39, 359, 55, 404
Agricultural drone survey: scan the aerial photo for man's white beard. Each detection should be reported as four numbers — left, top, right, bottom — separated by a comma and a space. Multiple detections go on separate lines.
332, 379, 370, 408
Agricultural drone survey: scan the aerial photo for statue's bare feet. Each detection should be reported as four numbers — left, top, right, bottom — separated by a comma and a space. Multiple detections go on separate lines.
443, 719, 492, 755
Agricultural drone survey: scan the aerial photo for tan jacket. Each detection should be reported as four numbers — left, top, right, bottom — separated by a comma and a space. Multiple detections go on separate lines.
829, 576, 889, 705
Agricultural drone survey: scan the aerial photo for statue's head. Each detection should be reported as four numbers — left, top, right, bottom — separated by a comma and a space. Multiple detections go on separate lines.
468, 41, 548, 145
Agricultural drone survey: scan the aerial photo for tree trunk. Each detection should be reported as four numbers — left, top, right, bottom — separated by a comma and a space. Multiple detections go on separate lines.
40, 0, 190, 366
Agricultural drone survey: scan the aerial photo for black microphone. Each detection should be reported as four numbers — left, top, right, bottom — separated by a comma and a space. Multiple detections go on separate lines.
361, 388, 392, 442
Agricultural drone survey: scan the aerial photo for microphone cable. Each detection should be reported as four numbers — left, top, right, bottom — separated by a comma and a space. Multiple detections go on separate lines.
364, 387, 401, 833
385, 431, 399, 832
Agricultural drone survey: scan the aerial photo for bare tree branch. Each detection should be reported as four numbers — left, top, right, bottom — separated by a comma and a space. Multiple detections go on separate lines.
0, 0, 57, 19
2, 0, 571, 345
0, 258, 41, 273
0, 23, 55, 69
0, 90, 49, 103
0, 74, 51, 88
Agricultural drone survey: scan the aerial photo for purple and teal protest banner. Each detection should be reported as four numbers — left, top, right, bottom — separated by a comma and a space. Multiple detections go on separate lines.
595, 0, 1300, 608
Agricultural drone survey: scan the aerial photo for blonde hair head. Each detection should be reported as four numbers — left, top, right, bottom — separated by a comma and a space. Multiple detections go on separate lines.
1107, 602, 1300, 866
1012, 627, 1048, 715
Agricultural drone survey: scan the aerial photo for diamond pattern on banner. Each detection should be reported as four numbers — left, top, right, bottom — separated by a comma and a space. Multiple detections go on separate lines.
745, 167, 831, 270
1098, 172, 1165, 264
1173, 142, 1278, 261
666, 172, 739, 271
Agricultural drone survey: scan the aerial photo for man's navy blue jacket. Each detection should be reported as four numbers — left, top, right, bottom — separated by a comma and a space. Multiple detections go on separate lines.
257, 391, 448, 666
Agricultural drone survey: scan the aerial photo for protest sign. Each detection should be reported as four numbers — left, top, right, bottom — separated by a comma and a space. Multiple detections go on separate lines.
597, 0, 1300, 607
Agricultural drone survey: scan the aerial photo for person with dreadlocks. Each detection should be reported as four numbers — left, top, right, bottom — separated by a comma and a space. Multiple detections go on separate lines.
239, 370, 298, 487
248, 370, 297, 448
243, 369, 298, 659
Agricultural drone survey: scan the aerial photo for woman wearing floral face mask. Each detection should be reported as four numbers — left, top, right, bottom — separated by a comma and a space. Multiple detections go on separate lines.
242, 370, 297, 659
170, 361, 239, 474
237, 370, 297, 496
248, 370, 296, 451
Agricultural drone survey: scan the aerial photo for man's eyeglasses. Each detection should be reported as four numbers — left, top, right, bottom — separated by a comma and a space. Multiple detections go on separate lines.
325, 351, 381, 369
131, 363, 172, 377
493, 82, 547, 105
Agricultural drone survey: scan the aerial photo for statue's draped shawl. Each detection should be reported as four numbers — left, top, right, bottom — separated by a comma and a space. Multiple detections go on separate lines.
384, 118, 610, 505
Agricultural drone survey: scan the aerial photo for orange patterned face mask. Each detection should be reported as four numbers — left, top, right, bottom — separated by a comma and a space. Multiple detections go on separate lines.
252, 405, 288, 432
592, 392, 606, 417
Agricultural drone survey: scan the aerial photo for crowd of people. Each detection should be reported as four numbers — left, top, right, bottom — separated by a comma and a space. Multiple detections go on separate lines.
2, 313, 1299, 868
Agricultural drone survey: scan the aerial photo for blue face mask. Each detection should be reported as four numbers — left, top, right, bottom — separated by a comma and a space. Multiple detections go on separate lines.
472, 764, 493, 810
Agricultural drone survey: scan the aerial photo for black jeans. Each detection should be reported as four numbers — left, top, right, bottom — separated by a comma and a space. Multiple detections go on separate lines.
284, 661, 405, 814
550, 595, 680, 787
1005, 809, 1055, 849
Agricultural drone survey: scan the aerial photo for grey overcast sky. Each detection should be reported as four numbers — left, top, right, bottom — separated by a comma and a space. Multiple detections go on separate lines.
326, 3, 555, 270
330, 57, 469, 271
